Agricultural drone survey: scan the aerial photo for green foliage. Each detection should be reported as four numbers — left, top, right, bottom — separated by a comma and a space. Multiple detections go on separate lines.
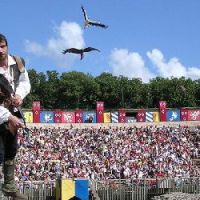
23, 69, 200, 110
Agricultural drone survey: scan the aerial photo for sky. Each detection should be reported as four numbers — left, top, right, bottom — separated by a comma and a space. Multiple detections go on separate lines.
1, 0, 200, 83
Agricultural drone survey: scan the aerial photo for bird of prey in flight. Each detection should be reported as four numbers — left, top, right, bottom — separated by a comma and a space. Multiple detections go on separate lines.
62, 47, 100, 60
81, 5, 108, 29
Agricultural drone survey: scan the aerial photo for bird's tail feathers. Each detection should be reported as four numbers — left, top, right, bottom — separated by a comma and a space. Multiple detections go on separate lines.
80, 53, 84, 60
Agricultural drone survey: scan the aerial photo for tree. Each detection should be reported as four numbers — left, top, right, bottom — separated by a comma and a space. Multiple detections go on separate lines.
95, 73, 120, 109
23, 69, 43, 108
24, 68, 200, 110
58, 71, 99, 110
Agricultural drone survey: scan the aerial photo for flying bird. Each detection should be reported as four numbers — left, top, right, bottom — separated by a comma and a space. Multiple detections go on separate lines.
81, 5, 108, 29
62, 47, 100, 60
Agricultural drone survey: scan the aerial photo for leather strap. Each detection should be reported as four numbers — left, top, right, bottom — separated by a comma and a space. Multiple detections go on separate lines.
12, 55, 25, 73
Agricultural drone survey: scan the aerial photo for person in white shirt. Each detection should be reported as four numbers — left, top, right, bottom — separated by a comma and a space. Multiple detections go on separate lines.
0, 33, 30, 200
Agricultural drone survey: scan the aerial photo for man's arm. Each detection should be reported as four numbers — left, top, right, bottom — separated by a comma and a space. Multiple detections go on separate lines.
12, 69, 31, 107
0, 106, 24, 134
0, 106, 11, 124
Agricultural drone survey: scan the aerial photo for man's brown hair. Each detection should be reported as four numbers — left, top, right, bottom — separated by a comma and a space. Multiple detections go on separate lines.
0, 33, 8, 46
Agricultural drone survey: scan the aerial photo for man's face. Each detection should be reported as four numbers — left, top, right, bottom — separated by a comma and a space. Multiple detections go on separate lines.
0, 41, 8, 61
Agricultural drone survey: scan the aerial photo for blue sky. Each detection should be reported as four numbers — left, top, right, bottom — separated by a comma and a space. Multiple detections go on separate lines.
1, 0, 200, 82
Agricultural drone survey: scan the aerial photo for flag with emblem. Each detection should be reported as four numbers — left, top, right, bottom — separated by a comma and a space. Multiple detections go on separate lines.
166, 109, 180, 121
96, 101, 104, 123
23, 111, 33, 123
118, 109, 126, 123
62, 112, 75, 123
75, 110, 83, 123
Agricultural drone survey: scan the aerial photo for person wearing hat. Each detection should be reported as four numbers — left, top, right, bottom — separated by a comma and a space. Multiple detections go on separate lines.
0, 33, 31, 200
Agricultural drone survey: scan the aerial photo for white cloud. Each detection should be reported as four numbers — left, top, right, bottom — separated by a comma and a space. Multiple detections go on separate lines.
109, 48, 154, 83
24, 40, 47, 56
25, 24, 200, 81
147, 48, 200, 79
24, 21, 85, 67
110, 48, 200, 83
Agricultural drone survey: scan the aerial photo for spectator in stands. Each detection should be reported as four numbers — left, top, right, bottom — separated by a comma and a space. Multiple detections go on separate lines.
14, 125, 200, 182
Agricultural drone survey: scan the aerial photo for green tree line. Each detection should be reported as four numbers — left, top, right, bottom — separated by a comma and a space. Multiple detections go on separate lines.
23, 69, 200, 110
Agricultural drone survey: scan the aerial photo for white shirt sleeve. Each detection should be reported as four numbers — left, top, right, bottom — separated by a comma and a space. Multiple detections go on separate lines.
0, 106, 11, 124
15, 69, 31, 99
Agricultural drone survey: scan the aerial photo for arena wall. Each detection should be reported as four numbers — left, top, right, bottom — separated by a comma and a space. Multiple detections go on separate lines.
26, 121, 200, 129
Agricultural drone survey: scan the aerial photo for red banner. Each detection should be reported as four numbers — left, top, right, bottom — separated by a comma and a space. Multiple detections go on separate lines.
136, 110, 145, 122
75, 110, 83, 123
96, 101, 104, 111
54, 110, 62, 123
180, 108, 188, 121
118, 109, 126, 123
187, 110, 200, 121
159, 101, 167, 109
32, 101, 40, 111
160, 109, 167, 121
96, 110, 104, 123
96, 101, 104, 123
33, 110, 40, 123
62, 112, 75, 123
159, 101, 167, 121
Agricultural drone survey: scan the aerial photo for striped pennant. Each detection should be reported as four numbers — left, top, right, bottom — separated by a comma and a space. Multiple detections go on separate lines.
146, 112, 153, 122
111, 112, 118, 123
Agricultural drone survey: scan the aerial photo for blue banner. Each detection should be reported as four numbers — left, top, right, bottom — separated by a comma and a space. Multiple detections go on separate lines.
167, 110, 180, 121
40, 111, 54, 123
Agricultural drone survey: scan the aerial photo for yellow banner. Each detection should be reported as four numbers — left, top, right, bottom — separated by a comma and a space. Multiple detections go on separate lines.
23, 111, 33, 123
152, 112, 160, 122
62, 180, 75, 199
104, 112, 111, 123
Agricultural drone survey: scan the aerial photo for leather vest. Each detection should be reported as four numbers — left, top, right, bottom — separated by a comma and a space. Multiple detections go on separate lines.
9, 56, 25, 92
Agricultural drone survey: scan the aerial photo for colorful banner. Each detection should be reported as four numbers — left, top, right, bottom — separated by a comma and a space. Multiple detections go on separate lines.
75, 110, 83, 123
159, 101, 167, 109
23, 111, 33, 123
40, 111, 54, 123
111, 112, 118, 123
62, 112, 75, 123
96, 109, 104, 123
96, 101, 104, 123
103, 112, 111, 123
61, 180, 75, 200
146, 112, 160, 122
166, 110, 180, 121
83, 112, 96, 123
32, 101, 40, 111
75, 179, 89, 200
96, 101, 104, 111
56, 179, 89, 200
136, 110, 145, 122
159, 101, 167, 121
54, 110, 62, 123
33, 110, 40, 123
118, 109, 126, 123
153, 112, 160, 122
180, 108, 188, 121
187, 110, 200, 121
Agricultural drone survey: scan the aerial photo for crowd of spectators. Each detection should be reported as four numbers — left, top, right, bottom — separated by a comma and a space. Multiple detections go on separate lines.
14, 125, 200, 182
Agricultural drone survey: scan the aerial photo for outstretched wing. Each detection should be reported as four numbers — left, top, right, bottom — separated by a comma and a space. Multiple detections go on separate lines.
81, 5, 88, 21
88, 20, 108, 29
62, 48, 82, 54
81, 5, 108, 29
83, 47, 100, 52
